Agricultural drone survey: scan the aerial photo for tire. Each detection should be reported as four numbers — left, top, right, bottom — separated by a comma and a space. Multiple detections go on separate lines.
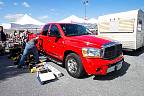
65, 53, 85, 78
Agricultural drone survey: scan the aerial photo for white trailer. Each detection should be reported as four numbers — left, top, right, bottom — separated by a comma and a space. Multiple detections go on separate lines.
98, 9, 144, 50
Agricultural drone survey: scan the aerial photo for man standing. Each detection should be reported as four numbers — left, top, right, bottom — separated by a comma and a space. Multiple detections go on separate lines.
0, 26, 6, 55
17, 36, 39, 68
0, 26, 6, 42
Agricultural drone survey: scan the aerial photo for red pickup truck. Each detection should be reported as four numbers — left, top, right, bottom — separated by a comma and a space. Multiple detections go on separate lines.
36, 23, 124, 78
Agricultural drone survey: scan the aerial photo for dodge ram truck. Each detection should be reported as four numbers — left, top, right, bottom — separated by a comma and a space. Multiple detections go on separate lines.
36, 23, 124, 78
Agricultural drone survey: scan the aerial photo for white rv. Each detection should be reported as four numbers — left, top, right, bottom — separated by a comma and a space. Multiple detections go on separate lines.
98, 9, 144, 50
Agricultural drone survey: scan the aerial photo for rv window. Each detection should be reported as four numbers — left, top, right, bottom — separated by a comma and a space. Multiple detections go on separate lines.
138, 20, 142, 32
139, 20, 142, 24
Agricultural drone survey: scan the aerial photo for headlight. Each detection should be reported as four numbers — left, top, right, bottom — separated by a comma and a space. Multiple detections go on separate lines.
82, 47, 102, 58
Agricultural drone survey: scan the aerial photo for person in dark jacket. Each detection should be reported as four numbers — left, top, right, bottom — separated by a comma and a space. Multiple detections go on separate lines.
0, 26, 6, 54
17, 37, 40, 68
0, 26, 6, 42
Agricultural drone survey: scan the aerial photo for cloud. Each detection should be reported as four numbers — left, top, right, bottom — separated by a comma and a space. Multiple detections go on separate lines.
49, 9, 59, 15
38, 15, 48, 20
0, 1, 4, 9
4, 14, 24, 22
22, 2, 30, 8
0, 1, 4, 5
28, 13, 32, 16
13, 2, 18, 6
38, 15, 58, 23
38, 15, 50, 23
50, 9, 55, 12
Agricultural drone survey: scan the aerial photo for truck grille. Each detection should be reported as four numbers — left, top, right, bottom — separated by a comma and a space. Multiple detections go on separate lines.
102, 42, 122, 60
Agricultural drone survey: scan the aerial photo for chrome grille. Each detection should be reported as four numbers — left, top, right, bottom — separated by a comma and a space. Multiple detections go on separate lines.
102, 42, 122, 60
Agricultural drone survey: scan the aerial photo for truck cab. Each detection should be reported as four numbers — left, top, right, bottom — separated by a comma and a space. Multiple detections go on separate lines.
37, 23, 124, 78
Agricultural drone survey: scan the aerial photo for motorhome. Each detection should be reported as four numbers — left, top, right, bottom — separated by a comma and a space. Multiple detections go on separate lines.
98, 9, 144, 50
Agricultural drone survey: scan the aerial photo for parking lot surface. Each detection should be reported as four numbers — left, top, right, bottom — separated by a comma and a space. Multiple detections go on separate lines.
0, 48, 144, 96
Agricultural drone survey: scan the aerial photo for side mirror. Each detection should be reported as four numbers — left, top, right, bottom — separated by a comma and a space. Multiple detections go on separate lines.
48, 32, 61, 38
56, 34, 61, 38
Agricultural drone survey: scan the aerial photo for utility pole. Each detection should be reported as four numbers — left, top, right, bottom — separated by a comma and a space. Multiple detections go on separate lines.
83, 0, 88, 20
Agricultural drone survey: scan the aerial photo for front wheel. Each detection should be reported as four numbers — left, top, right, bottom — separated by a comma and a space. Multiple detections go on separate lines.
65, 53, 85, 78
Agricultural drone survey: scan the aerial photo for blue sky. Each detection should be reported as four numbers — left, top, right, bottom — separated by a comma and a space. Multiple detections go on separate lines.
0, 0, 144, 23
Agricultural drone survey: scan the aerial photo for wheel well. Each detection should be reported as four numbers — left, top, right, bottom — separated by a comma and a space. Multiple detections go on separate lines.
63, 50, 77, 62
64, 50, 86, 78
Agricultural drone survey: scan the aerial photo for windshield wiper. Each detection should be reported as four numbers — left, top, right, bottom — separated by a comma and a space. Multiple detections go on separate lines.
66, 32, 91, 36
66, 34, 79, 36
81, 32, 91, 35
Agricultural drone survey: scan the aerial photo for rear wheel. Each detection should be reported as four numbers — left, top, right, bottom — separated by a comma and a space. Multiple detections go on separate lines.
65, 53, 85, 78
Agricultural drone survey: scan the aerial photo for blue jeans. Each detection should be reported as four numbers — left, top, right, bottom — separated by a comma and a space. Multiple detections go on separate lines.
19, 43, 39, 66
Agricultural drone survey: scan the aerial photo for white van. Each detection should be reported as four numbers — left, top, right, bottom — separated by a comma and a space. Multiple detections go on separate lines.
98, 9, 144, 50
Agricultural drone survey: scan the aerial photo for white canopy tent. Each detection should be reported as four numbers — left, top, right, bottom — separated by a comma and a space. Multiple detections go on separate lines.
13, 14, 44, 25
11, 14, 44, 29
58, 15, 98, 24
58, 15, 85, 23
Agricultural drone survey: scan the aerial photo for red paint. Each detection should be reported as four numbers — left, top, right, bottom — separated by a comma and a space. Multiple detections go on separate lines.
36, 23, 124, 75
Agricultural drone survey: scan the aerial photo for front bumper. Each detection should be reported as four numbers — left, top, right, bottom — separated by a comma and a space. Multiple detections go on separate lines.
82, 55, 124, 75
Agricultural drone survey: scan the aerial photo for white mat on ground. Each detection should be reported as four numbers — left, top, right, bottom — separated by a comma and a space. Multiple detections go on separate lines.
43, 62, 64, 78
37, 62, 64, 84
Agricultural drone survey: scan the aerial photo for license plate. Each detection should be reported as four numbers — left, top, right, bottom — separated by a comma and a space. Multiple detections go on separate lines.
107, 61, 123, 73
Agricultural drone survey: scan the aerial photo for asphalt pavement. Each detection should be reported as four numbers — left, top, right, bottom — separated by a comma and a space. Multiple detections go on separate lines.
0, 48, 144, 96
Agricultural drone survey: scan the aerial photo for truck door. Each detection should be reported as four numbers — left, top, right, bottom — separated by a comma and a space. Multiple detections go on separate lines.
48, 24, 64, 60
39, 24, 51, 54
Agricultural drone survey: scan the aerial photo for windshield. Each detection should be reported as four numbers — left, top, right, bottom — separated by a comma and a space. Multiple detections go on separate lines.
60, 24, 91, 36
